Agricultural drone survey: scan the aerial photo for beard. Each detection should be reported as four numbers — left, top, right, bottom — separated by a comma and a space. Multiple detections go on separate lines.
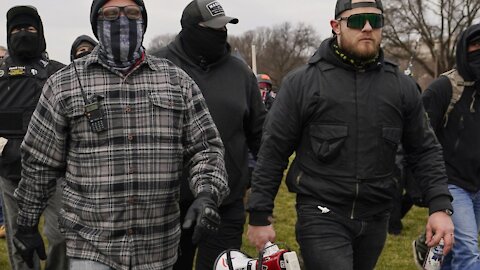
339, 34, 380, 61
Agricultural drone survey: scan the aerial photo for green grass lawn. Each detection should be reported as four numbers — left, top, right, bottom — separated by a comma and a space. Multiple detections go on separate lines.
0, 183, 428, 270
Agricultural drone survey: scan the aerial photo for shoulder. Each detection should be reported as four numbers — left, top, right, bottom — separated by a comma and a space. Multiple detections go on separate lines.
145, 53, 196, 86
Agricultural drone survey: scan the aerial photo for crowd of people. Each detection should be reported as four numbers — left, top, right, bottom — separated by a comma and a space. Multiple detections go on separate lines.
0, 0, 478, 269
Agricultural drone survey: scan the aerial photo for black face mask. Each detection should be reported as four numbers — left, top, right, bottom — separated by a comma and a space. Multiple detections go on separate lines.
180, 24, 227, 65
468, 49, 480, 80
9, 31, 40, 60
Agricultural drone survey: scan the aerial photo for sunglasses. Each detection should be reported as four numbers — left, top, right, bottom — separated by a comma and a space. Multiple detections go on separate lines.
338, 13, 384, 29
98, 5, 143, 21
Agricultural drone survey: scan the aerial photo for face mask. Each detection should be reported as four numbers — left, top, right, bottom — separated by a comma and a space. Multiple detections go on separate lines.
468, 49, 480, 80
97, 15, 144, 69
181, 24, 227, 65
9, 31, 40, 60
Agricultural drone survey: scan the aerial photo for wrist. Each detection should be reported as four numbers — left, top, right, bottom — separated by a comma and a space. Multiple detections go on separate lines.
249, 211, 273, 226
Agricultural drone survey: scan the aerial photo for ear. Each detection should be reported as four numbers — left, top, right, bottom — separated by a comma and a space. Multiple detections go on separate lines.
330, 19, 341, 35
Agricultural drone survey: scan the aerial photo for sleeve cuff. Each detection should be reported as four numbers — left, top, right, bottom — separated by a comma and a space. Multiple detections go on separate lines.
248, 211, 273, 226
428, 195, 453, 216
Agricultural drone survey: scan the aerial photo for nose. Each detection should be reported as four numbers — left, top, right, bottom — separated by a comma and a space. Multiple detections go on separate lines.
362, 21, 373, 31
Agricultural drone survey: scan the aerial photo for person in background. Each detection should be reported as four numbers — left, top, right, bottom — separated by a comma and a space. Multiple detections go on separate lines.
12, 0, 228, 269
70, 34, 97, 61
257, 73, 277, 111
0, 45, 7, 59
154, 1, 266, 269
420, 23, 480, 270
0, 5, 66, 270
246, 0, 454, 269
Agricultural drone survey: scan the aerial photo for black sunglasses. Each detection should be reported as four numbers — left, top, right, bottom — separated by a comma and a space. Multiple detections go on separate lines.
339, 13, 384, 29
98, 5, 143, 21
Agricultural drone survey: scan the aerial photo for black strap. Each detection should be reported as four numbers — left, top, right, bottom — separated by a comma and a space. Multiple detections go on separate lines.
226, 250, 235, 270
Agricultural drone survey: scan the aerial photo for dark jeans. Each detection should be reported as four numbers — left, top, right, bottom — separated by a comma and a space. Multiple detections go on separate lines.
173, 198, 245, 270
296, 203, 389, 270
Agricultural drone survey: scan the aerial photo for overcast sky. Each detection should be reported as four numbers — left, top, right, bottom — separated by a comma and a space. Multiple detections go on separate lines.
0, 0, 336, 63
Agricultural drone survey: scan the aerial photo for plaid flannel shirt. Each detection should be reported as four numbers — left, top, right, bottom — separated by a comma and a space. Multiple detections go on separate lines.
15, 47, 229, 270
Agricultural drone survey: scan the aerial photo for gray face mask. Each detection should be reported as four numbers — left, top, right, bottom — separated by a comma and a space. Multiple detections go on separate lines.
97, 16, 144, 69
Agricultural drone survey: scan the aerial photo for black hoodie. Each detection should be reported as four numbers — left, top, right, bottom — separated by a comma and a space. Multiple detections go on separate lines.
422, 24, 480, 192
154, 37, 266, 205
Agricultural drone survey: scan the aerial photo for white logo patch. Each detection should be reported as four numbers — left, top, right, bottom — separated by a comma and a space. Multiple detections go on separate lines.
31, 69, 38, 76
0, 70, 4, 77
206, 1, 224, 17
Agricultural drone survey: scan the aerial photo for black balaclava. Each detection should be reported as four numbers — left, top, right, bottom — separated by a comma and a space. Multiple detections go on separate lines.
180, 24, 228, 66
6, 6, 46, 61
70, 35, 98, 61
456, 23, 480, 82
467, 36, 480, 81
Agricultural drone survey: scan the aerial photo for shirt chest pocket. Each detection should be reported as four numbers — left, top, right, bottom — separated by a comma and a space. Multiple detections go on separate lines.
148, 92, 186, 140
310, 124, 348, 162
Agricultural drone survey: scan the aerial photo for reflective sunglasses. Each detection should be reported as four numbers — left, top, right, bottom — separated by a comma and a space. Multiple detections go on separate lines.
98, 5, 143, 21
339, 13, 384, 29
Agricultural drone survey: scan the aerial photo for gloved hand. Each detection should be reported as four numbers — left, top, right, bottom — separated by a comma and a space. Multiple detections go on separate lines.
182, 192, 221, 245
13, 225, 47, 268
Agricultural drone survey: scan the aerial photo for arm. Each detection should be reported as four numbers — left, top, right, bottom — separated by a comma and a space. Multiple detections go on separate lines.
421, 76, 452, 132
14, 78, 67, 265
402, 77, 454, 253
244, 72, 267, 158
182, 75, 229, 205
247, 72, 306, 250
15, 79, 67, 227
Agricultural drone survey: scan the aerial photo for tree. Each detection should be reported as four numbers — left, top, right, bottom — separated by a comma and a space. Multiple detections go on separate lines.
229, 22, 320, 88
383, 0, 480, 80
147, 33, 176, 54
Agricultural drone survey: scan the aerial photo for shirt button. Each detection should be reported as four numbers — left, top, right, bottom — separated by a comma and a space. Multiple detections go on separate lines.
128, 196, 136, 204
127, 228, 134, 235
125, 106, 132, 113
127, 134, 134, 141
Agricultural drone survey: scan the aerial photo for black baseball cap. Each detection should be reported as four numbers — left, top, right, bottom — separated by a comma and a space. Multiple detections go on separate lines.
335, 0, 383, 18
181, 0, 238, 29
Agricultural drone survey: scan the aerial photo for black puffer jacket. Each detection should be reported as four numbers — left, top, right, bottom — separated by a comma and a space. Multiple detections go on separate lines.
154, 36, 266, 206
422, 24, 480, 192
248, 38, 452, 224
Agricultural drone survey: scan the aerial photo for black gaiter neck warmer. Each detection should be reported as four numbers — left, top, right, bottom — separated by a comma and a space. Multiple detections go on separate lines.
180, 24, 227, 67
9, 31, 40, 61
97, 16, 144, 71
468, 49, 480, 81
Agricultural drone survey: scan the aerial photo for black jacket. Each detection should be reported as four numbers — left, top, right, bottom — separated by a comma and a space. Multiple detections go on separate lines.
248, 38, 452, 224
154, 37, 266, 205
0, 55, 65, 181
422, 24, 480, 192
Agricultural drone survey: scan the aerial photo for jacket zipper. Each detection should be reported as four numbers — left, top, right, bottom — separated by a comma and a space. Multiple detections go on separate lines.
351, 72, 360, 219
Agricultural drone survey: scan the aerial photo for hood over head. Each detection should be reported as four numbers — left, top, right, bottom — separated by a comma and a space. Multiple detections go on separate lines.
456, 23, 480, 81
70, 35, 98, 61
6, 5, 46, 58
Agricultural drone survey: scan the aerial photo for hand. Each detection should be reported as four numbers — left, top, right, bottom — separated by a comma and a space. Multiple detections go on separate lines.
13, 225, 47, 268
247, 224, 276, 251
182, 193, 221, 245
425, 211, 454, 255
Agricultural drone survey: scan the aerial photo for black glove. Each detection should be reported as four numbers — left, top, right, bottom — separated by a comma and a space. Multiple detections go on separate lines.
13, 225, 47, 268
182, 192, 221, 245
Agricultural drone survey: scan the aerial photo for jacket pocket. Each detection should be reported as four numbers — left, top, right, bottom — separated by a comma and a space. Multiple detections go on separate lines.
149, 91, 186, 135
310, 124, 348, 162
377, 127, 402, 175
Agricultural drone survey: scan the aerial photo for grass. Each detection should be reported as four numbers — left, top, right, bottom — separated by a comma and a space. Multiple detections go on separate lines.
0, 185, 428, 270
